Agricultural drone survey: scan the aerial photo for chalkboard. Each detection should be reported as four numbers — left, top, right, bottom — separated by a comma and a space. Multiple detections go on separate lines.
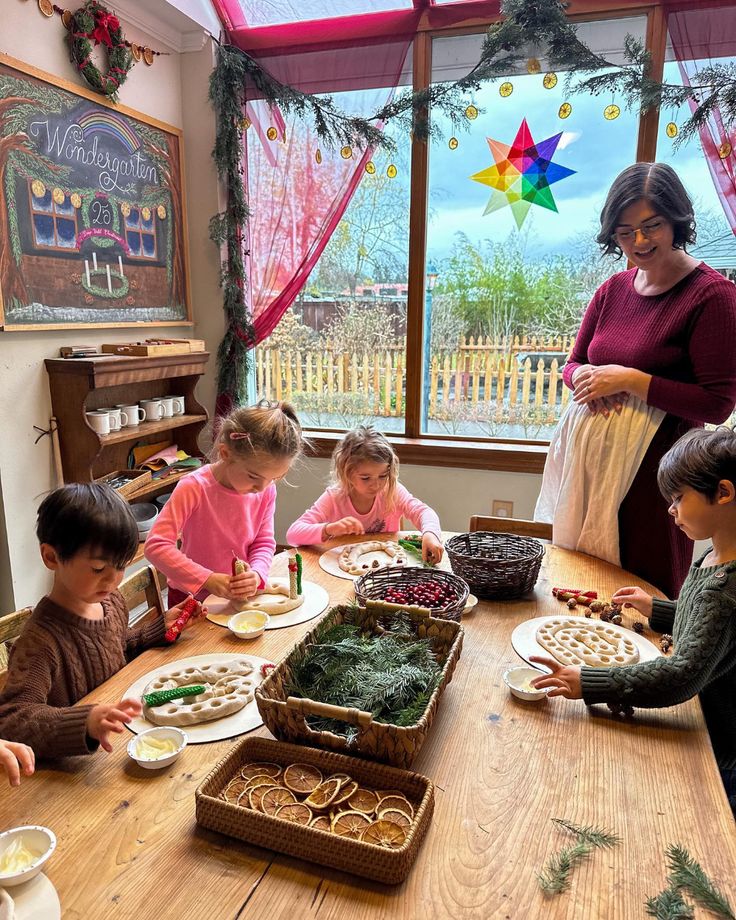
0, 53, 192, 330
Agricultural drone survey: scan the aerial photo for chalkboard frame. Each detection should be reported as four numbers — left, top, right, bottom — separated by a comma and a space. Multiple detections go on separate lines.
0, 53, 193, 331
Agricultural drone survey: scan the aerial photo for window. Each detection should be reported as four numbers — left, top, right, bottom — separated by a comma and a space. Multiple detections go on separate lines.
28, 184, 78, 251
423, 18, 646, 439
124, 206, 157, 259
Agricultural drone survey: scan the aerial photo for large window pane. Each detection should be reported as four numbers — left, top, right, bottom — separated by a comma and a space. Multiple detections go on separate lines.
423, 18, 646, 438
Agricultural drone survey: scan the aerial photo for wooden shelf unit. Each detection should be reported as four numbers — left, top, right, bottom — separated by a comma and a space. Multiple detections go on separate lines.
45, 353, 210, 498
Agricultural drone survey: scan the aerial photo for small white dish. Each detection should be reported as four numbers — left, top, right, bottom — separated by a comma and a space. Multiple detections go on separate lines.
503, 666, 549, 701
227, 610, 270, 639
0, 826, 56, 888
127, 726, 187, 769
463, 593, 479, 613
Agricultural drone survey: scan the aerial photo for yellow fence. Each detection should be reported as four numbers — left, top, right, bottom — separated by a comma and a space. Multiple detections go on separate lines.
255, 334, 575, 421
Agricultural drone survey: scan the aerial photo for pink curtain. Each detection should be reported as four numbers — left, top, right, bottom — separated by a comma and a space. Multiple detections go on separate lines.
242, 40, 414, 344
668, 7, 736, 231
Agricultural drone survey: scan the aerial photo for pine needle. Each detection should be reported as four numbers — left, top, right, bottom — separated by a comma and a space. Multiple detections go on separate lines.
645, 887, 694, 919
551, 818, 622, 849
537, 842, 591, 894
666, 844, 736, 920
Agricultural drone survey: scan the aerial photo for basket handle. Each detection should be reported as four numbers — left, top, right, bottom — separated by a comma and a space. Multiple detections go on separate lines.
285, 696, 374, 727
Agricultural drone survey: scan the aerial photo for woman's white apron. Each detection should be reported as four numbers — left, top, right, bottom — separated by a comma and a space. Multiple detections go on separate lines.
534, 398, 665, 566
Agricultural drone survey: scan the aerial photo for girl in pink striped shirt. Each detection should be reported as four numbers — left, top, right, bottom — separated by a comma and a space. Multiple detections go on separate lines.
287, 427, 443, 564
146, 401, 302, 606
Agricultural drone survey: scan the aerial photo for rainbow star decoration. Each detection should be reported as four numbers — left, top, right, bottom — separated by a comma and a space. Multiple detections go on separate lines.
470, 118, 576, 228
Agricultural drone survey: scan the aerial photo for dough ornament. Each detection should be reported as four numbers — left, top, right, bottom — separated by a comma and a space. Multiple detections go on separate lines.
536, 617, 640, 668
231, 553, 305, 616
142, 659, 256, 726
165, 597, 198, 642
338, 541, 407, 576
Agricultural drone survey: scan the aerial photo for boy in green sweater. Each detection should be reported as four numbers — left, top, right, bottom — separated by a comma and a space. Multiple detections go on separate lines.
531, 427, 736, 816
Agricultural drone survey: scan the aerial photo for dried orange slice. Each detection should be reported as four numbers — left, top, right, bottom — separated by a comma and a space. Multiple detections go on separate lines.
304, 777, 342, 811
276, 802, 313, 825
240, 762, 281, 780
248, 783, 277, 811
376, 789, 405, 800
329, 773, 352, 785
223, 778, 249, 802
331, 779, 359, 807
347, 787, 379, 815
378, 795, 414, 818
379, 808, 411, 829
360, 820, 407, 849
245, 773, 276, 790
261, 786, 297, 815
331, 810, 372, 839
310, 814, 331, 832
283, 763, 323, 795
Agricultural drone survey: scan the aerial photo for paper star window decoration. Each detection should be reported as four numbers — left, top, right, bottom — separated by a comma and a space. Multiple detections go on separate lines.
470, 118, 576, 229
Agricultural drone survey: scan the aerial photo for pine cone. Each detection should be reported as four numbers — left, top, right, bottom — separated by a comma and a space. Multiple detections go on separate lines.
566, 598, 577, 609
631, 621, 645, 634
599, 609, 612, 622
589, 600, 605, 613
611, 614, 623, 625
660, 633, 673, 652
584, 609, 593, 618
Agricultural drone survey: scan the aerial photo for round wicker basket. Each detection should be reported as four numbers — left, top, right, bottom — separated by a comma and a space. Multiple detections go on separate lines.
354, 566, 469, 622
445, 532, 544, 599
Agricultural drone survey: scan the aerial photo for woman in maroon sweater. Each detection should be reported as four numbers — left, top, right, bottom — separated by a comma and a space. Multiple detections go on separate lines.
536, 162, 736, 597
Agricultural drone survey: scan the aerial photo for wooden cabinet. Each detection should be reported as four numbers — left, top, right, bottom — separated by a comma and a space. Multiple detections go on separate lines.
45, 353, 210, 503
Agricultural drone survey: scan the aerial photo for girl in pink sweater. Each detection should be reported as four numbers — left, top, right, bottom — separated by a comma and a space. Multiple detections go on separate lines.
286, 427, 443, 564
146, 401, 302, 605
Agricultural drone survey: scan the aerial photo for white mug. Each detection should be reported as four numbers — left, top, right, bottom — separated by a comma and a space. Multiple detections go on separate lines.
86, 410, 110, 436
160, 396, 184, 418
100, 406, 126, 431
169, 395, 185, 416
116, 403, 145, 426
140, 398, 164, 422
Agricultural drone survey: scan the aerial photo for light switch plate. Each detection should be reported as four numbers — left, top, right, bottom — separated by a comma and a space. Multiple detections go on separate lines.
492, 500, 514, 518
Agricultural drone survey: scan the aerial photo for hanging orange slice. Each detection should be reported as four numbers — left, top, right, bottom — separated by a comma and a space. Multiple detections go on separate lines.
283, 763, 323, 795
247, 783, 277, 811
275, 802, 313, 825
360, 820, 407, 849
347, 787, 379, 815
310, 814, 331, 832
304, 777, 342, 811
331, 779, 359, 807
378, 808, 411, 829
241, 761, 282, 780
261, 786, 297, 816
331, 810, 372, 839
376, 795, 414, 818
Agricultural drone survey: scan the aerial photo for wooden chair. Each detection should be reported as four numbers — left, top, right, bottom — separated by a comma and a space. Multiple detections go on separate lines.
119, 564, 165, 625
0, 606, 33, 689
469, 515, 552, 541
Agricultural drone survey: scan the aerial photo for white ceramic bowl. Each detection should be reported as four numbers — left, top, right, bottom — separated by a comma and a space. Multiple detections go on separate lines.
227, 610, 270, 639
127, 727, 187, 770
503, 666, 549, 702
0, 825, 56, 888
130, 503, 158, 527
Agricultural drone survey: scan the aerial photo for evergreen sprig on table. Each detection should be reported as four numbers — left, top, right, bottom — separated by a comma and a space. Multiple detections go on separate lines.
645, 886, 695, 920
645, 844, 736, 920
537, 818, 621, 894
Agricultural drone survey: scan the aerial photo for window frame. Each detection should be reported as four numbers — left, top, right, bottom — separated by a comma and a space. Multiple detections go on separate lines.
27, 182, 80, 254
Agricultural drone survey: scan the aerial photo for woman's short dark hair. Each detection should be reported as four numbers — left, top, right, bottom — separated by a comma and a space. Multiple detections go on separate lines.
597, 162, 697, 259
658, 427, 736, 501
36, 482, 138, 568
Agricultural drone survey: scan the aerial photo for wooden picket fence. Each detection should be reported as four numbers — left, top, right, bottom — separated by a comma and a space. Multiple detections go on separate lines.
255, 334, 575, 421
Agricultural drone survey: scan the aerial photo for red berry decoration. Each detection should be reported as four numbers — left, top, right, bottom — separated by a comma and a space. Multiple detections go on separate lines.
382, 580, 457, 609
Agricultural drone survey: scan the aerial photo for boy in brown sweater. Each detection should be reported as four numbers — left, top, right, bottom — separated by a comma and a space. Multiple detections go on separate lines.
0, 483, 201, 760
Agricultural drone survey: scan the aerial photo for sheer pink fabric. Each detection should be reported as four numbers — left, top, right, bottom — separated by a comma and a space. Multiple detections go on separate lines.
668, 7, 736, 232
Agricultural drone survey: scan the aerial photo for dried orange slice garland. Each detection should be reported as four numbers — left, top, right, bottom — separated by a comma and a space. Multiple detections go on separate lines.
222, 760, 417, 845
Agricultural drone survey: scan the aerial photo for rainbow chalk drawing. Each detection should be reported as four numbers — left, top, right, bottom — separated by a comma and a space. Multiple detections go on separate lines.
470, 118, 576, 229
77, 110, 141, 154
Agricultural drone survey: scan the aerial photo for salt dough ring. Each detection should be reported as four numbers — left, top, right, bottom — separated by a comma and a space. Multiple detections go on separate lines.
142, 660, 255, 726
338, 540, 407, 576
536, 617, 639, 668
234, 579, 304, 616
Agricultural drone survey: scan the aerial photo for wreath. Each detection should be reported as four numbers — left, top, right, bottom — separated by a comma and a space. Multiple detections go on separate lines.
68, 0, 133, 101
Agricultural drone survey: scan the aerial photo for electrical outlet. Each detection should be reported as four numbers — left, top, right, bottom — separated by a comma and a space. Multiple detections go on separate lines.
492, 500, 514, 518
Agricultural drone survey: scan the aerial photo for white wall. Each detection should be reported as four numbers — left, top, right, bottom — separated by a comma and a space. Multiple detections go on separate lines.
0, 6, 222, 607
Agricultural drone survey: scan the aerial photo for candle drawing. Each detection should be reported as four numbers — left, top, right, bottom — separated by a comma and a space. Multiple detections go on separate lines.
84, 259, 90, 287
118, 255, 124, 277
106, 264, 112, 293
92, 251, 98, 270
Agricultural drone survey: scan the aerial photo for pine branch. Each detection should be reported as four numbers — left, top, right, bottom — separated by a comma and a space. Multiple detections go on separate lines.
645, 887, 695, 920
666, 844, 736, 919
551, 818, 622, 849
537, 841, 591, 894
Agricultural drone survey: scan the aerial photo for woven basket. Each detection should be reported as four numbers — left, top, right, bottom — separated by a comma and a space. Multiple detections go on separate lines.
195, 736, 434, 884
354, 566, 469, 622
255, 601, 463, 768
445, 531, 544, 599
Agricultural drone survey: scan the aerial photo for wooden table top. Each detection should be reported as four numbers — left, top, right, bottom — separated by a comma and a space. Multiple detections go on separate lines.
4, 538, 735, 919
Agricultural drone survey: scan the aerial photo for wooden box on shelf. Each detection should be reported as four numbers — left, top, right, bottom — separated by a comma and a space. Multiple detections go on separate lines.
45, 352, 210, 504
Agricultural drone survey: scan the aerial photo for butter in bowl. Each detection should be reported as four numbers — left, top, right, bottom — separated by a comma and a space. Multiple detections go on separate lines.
503, 666, 549, 702
227, 610, 270, 640
0, 825, 56, 887
127, 726, 187, 770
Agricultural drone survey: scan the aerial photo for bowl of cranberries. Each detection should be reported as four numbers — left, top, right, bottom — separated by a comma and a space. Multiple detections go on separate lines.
354, 567, 469, 622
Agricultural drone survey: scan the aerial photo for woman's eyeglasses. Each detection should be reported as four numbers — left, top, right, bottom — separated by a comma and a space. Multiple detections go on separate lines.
614, 219, 665, 244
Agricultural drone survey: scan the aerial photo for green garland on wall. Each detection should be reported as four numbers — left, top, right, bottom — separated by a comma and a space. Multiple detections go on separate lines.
209, 0, 736, 412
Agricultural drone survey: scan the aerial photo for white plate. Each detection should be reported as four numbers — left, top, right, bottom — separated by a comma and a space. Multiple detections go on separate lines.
123, 652, 271, 743
319, 533, 452, 581
1, 874, 61, 920
511, 615, 661, 669
205, 579, 329, 630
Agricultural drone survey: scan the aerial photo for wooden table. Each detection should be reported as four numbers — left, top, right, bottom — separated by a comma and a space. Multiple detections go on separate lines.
4, 540, 736, 919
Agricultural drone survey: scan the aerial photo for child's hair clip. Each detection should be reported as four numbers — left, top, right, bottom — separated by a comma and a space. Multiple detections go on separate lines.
229, 431, 251, 442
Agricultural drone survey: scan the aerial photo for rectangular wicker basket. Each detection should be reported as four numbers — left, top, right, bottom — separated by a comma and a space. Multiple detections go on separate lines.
255, 601, 464, 768
195, 736, 434, 884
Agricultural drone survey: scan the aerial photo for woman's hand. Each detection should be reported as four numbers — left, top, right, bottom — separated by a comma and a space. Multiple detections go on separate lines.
529, 656, 583, 699
611, 586, 653, 618
587, 394, 628, 417
573, 364, 650, 405
422, 532, 443, 565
